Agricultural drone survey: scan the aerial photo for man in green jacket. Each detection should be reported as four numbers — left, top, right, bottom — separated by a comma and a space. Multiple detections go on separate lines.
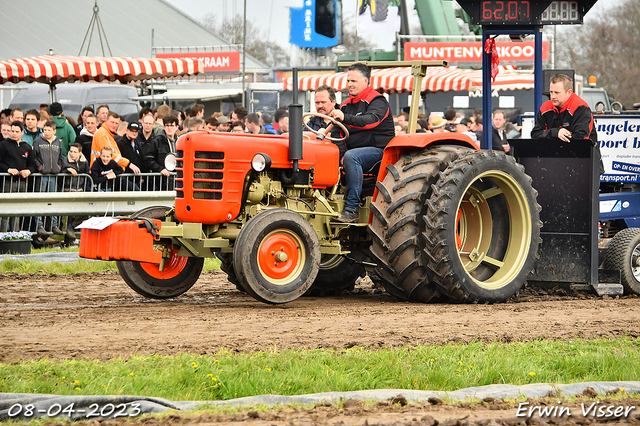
49, 102, 76, 156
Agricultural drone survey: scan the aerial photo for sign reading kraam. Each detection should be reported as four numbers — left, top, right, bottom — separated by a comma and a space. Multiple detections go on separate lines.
405, 41, 549, 64
156, 52, 240, 72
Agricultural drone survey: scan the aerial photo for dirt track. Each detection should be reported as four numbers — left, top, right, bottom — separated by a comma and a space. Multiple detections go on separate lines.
2, 270, 640, 425
2, 270, 640, 362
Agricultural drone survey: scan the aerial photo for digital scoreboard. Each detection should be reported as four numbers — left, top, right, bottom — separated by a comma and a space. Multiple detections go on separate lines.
457, 0, 597, 26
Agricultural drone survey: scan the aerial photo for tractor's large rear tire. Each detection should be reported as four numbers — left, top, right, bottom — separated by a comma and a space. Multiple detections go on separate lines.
604, 227, 640, 295
116, 205, 204, 299
234, 208, 321, 304
424, 150, 541, 303
305, 254, 366, 296
368, 146, 472, 302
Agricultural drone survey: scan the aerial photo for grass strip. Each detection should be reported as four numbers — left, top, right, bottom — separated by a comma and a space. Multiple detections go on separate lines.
1, 338, 639, 401
0, 250, 221, 274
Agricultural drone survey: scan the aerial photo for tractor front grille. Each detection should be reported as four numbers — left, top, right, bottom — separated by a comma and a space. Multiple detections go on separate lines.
176, 151, 225, 200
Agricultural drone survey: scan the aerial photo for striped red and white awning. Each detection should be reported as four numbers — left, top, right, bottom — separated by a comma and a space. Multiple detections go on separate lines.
0, 55, 203, 85
286, 66, 533, 93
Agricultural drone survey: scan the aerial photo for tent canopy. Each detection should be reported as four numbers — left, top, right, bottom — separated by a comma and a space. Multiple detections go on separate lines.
285, 66, 534, 94
0, 55, 203, 102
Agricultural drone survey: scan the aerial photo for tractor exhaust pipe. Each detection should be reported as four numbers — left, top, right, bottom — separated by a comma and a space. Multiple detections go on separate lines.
288, 67, 303, 172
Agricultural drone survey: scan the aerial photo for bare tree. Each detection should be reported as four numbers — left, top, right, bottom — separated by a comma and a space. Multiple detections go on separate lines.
340, 16, 377, 53
200, 13, 290, 69
555, 0, 640, 108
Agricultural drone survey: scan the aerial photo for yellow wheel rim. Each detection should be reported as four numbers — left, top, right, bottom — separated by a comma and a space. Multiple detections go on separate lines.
456, 170, 532, 290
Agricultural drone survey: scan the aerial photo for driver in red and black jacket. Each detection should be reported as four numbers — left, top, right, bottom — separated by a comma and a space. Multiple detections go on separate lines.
531, 73, 603, 173
329, 63, 395, 223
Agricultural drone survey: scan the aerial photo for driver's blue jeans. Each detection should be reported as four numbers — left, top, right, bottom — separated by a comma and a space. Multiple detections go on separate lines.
343, 147, 384, 213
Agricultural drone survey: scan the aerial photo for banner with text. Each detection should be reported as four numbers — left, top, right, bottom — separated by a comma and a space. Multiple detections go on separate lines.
595, 116, 640, 183
404, 41, 549, 65
522, 115, 640, 183
156, 52, 240, 73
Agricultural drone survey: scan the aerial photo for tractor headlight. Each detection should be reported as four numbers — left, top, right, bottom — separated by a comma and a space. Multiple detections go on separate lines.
251, 153, 271, 172
164, 154, 177, 171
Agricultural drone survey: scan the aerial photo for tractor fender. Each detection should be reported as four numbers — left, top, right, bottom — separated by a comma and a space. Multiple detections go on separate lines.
373, 133, 479, 207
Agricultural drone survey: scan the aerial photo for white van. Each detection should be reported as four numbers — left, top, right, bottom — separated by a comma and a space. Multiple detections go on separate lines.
8, 83, 140, 121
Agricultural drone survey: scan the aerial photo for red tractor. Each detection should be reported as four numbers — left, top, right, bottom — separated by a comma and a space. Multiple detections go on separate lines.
80, 61, 542, 304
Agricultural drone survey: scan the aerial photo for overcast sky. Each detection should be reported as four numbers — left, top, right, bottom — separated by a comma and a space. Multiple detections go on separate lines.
162, 0, 620, 51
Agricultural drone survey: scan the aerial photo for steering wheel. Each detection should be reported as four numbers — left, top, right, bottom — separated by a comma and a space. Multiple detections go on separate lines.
303, 112, 349, 142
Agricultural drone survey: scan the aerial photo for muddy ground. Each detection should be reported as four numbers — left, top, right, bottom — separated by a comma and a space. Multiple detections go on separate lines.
2, 270, 640, 425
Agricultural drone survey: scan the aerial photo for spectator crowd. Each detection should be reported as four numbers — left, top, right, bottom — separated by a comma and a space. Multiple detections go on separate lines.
0, 93, 521, 242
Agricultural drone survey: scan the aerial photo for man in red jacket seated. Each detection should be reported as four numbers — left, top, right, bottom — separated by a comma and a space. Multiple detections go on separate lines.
329, 63, 395, 223
531, 73, 603, 173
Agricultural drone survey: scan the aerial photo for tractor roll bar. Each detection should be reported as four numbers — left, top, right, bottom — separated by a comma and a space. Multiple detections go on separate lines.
337, 60, 447, 134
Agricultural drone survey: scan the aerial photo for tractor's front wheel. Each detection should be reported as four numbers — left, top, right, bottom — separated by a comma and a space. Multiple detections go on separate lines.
117, 254, 204, 299
117, 205, 204, 299
234, 209, 321, 304
424, 150, 541, 303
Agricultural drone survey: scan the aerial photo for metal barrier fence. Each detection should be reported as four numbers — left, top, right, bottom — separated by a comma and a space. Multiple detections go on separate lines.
0, 173, 177, 233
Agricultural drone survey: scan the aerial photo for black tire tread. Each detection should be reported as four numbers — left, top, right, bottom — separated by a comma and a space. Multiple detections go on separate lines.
305, 255, 366, 296
370, 0, 389, 21
423, 150, 542, 303
603, 227, 640, 295
216, 252, 245, 292
368, 145, 472, 302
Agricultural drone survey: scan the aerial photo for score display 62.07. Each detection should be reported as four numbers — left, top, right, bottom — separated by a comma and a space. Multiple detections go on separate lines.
480, 1, 535, 24
461, 1, 585, 26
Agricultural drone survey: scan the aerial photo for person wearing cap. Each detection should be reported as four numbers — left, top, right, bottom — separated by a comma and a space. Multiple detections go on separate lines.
49, 102, 76, 156
216, 115, 231, 132
453, 117, 478, 142
117, 122, 144, 178
429, 115, 446, 133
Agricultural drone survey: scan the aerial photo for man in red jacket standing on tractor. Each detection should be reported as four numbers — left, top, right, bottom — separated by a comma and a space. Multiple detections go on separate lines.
330, 63, 395, 223
531, 73, 603, 173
